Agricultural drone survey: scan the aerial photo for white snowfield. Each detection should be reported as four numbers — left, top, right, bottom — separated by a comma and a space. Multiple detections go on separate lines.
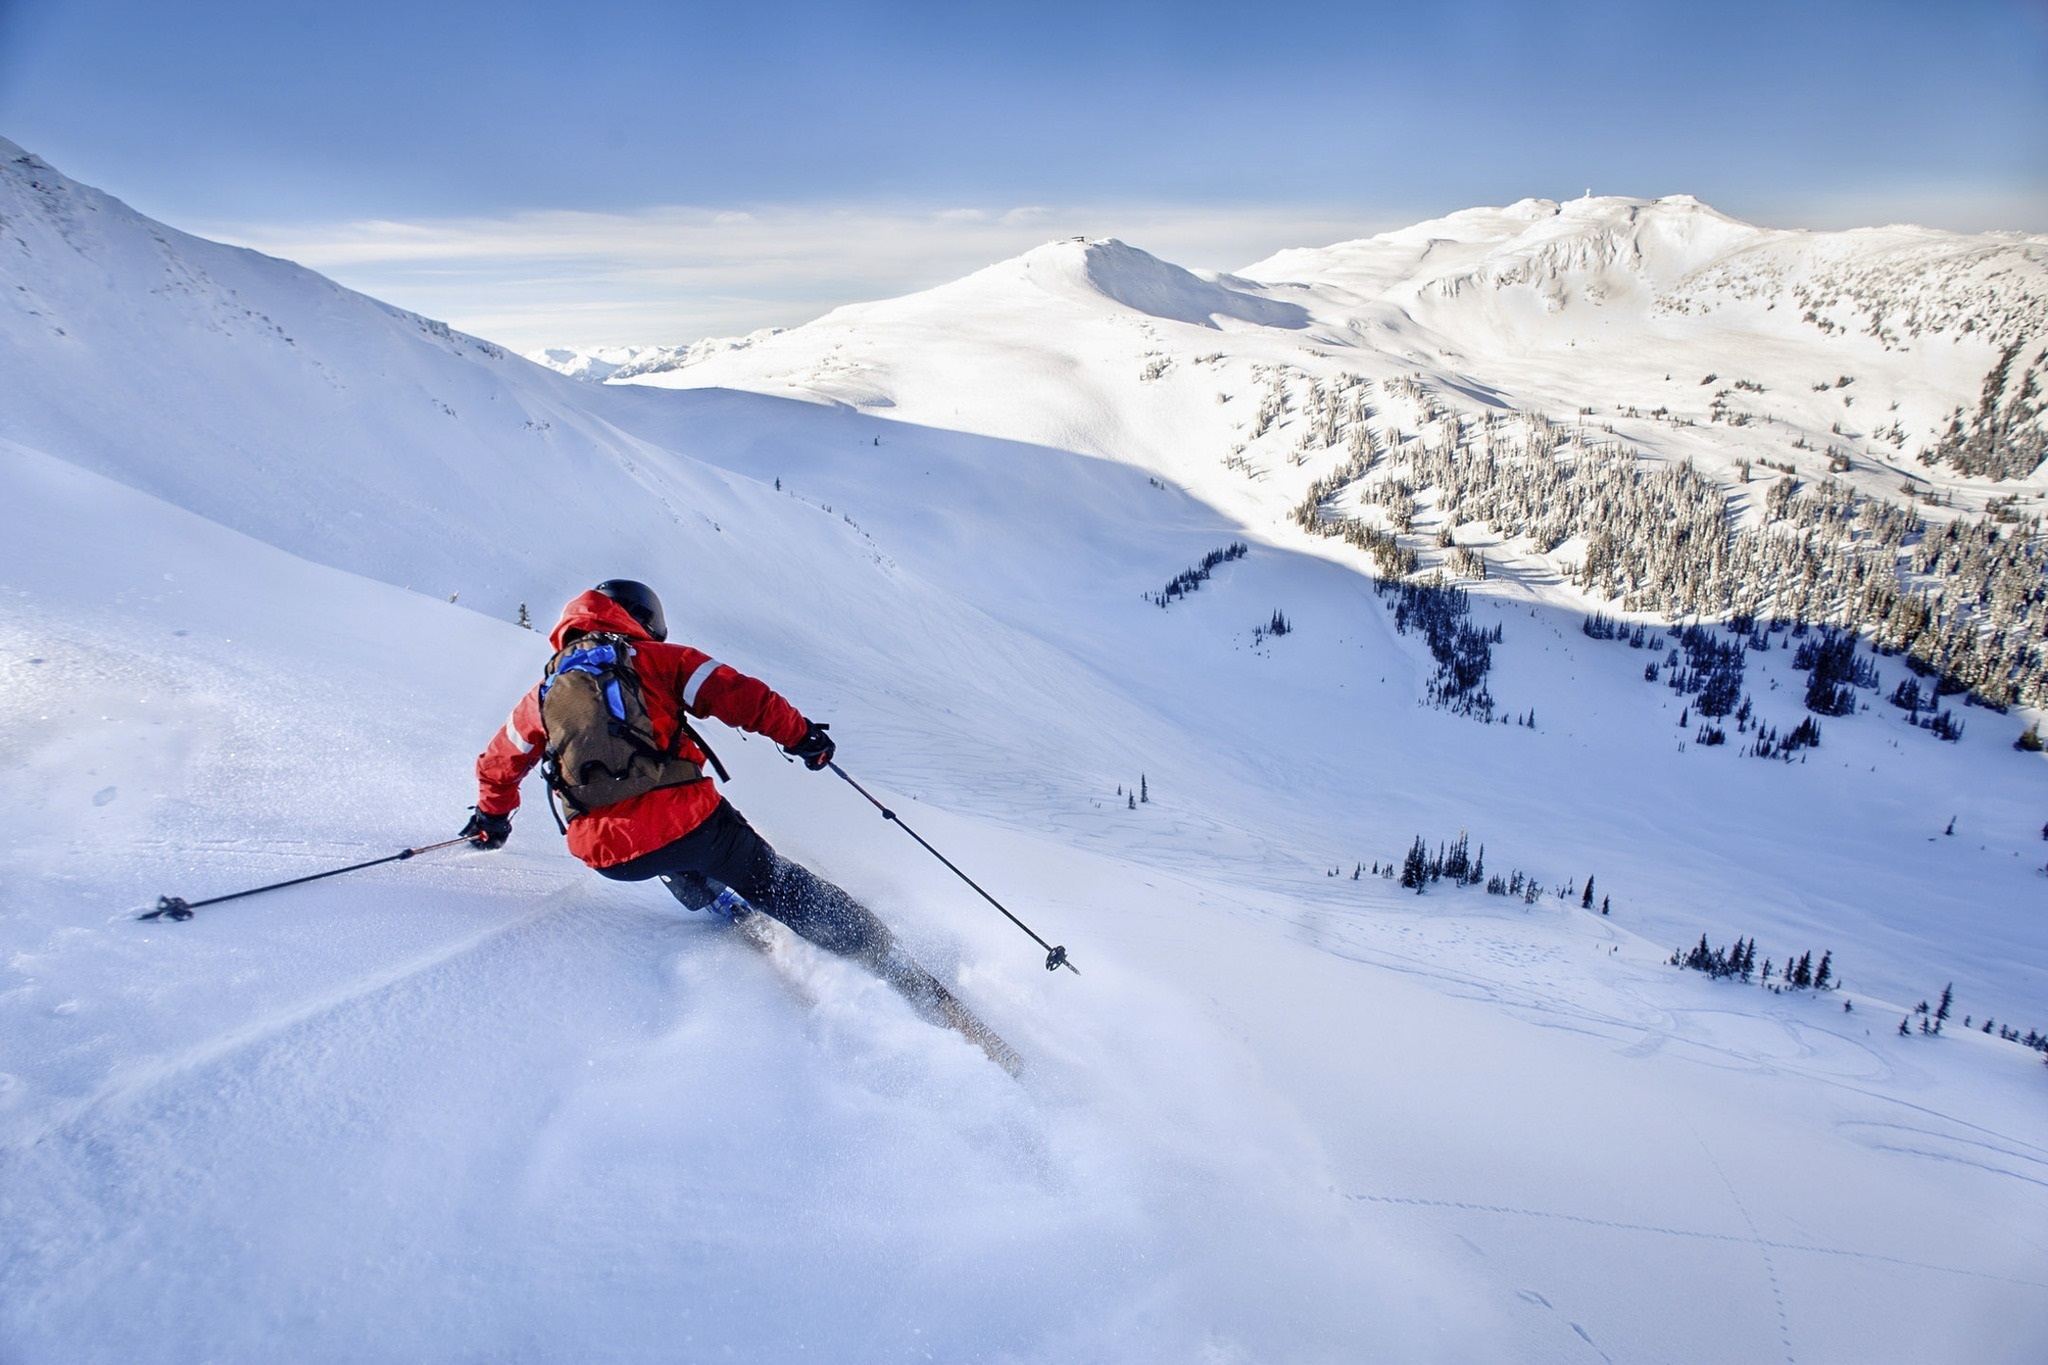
4, 138, 2046, 1363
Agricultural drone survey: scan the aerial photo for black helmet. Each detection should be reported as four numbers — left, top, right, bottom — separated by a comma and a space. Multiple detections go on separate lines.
593, 579, 667, 641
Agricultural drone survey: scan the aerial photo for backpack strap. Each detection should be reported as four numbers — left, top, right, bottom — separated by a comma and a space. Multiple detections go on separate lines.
611, 636, 732, 782
543, 780, 571, 835
676, 712, 732, 783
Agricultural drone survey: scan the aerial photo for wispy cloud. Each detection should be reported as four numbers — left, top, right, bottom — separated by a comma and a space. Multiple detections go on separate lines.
199, 185, 2045, 354
198, 202, 1396, 352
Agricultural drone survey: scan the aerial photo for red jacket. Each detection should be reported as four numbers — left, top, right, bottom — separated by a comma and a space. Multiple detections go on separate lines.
476, 591, 812, 867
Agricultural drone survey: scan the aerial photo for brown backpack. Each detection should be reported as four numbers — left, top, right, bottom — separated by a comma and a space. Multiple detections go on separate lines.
538, 633, 710, 824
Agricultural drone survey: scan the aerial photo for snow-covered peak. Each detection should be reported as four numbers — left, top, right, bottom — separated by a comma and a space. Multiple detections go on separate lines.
1243, 193, 2048, 355
997, 236, 1310, 330
529, 239, 1307, 383
0, 135, 701, 607
1245, 194, 1769, 302
0, 135, 503, 359
524, 329, 785, 382
526, 345, 643, 382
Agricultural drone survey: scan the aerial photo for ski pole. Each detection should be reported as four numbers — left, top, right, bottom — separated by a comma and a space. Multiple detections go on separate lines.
138, 835, 479, 922
827, 762, 1078, 974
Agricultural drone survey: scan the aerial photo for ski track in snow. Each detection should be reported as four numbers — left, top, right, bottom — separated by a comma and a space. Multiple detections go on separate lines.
1350, 1191, 2048, 1290
1692, 1129, 1799, 1364
4, 890, 580, 1156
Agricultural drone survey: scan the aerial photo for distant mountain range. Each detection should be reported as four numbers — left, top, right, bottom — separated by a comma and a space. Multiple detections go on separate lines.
535, 194, 2046, 486
536, 196, 2048, 706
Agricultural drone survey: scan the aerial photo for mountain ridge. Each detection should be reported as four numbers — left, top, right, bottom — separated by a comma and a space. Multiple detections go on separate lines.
538, 194, 2048, 399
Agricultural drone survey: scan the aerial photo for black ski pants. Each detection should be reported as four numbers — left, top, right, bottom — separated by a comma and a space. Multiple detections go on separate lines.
596, 799, 895, 967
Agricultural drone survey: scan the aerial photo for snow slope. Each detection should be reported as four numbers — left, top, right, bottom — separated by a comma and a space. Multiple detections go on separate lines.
4, 143, 2047, 1363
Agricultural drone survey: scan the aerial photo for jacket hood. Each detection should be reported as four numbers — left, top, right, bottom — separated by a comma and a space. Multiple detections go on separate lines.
550, 590, 657, 650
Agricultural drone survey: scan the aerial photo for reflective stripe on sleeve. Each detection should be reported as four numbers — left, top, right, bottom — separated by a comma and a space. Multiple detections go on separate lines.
682, 657, 723, 709
503, 711, 537, 754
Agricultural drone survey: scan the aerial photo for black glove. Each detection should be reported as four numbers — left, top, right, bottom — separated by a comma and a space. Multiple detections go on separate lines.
786, 721, 835, 771
461, 808, 512, 850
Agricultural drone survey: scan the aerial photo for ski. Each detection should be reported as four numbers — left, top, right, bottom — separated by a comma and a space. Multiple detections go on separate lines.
875, 950, 1027, 1078
709, 889, 1023, 1077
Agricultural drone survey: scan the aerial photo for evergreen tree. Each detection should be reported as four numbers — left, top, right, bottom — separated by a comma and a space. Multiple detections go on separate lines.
1400, 837, 1429, 890
1684, 934, 1713, 972
1600, 895, 1610, 916
1292, 398, 2048, 709
1140, 774, 1149, 804
1813, 951, 1833, 991
1128, 793, 1136, 810
1792, 951, 1813, 988
516, 602, 533, 630
1935, 982, 1954, 1025
1899, 1017, 1912, 1036
1581, 875, 1595, 909
1443, 831, 1470, 883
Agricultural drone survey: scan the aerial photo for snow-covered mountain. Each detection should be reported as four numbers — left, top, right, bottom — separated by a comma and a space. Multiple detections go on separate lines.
527, 330, 786, 383
5, 140, 2047, 1363
609, 201, 2048, 707
609, 195, 2046, 484
1248, 195, 2047, 472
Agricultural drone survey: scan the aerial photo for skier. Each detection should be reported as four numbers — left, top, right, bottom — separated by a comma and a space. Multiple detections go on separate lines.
460, 579, 900, 970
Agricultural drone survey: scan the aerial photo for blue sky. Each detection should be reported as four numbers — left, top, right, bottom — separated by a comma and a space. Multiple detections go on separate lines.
2, 0, 2043, 347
